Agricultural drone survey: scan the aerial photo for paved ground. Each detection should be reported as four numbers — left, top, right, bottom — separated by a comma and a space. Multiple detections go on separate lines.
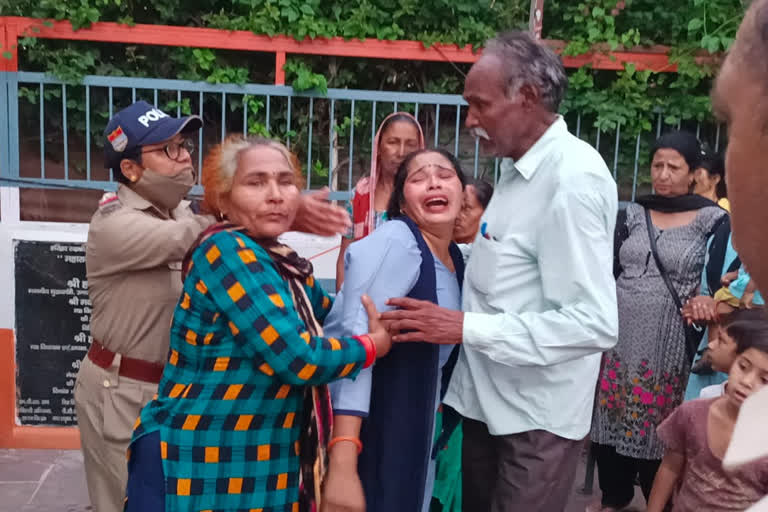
0, 447, 645, 512
0, 450, 90, 512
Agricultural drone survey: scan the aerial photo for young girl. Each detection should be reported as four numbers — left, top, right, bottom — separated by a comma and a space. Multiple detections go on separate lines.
647, 313, 768, 511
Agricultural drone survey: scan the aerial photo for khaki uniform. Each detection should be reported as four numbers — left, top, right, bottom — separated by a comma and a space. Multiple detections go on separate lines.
74, 185, 212, 512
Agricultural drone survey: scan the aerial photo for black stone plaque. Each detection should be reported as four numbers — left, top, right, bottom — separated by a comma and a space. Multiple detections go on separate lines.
14, 240, 89, 426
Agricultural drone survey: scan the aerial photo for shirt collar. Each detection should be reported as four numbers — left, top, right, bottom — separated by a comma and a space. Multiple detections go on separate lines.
502, 115, 568, 181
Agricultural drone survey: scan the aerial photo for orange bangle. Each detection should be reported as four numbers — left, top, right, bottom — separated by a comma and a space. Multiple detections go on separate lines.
328, 436, 363, 454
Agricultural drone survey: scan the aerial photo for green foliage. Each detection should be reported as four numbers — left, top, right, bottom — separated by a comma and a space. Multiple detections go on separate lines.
283, 60, 328, 95
3, 0, 743, 121
1, 0, 748, 195
334, 115, 360, 139
545, 0, 744, 196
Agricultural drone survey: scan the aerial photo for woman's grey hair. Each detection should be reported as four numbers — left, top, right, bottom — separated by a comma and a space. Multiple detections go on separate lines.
484, 31, 568, 113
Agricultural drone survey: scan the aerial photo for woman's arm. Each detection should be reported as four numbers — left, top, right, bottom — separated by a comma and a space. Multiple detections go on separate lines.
647, 450, 685, 512
192, 231, 376, 386
88, 206, 212, 275
327, 222, 421, 415
304, 275, 334, 325
322, 415, 366, 512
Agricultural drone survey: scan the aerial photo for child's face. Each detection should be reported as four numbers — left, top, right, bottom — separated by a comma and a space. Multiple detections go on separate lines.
708, 326, 739, 373
726, 347, 768, 408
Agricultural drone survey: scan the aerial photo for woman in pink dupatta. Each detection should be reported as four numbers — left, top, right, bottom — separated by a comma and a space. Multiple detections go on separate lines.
334, 112, 425, 291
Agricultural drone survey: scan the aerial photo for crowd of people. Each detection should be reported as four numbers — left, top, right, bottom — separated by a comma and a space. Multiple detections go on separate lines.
69, 3, 768, 511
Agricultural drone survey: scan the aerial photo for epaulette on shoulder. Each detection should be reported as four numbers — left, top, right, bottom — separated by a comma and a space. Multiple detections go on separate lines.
98, 192, 121, 215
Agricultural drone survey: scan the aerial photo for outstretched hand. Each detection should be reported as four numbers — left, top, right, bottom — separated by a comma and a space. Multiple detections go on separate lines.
291, 187, 351, 236
380, 297, 463, 345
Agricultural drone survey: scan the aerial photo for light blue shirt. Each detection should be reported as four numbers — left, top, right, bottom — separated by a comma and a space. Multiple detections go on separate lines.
325, 220, 459, 414
324, 220, 461, 511
730, 266, 764, 305
444, 116, 620, 439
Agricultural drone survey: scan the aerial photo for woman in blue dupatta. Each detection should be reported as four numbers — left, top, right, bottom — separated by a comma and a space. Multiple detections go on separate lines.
321, 148, 467, 512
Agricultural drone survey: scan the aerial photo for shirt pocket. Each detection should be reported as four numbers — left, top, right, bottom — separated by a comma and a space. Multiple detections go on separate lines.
466, 235, 501, 296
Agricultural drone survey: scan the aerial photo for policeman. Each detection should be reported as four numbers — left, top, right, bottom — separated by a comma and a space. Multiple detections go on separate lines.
74, 101, 213, 512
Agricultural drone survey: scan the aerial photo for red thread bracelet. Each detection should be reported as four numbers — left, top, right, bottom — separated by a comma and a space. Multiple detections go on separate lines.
328, 436, 363, 454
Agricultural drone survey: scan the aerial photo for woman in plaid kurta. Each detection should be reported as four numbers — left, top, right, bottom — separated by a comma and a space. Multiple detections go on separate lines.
125, 136, 382, 512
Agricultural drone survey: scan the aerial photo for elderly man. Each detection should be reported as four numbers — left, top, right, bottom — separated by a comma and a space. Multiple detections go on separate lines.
75, 101, 349, 512
712, 2, 768, 510
712, 0, 768, 293
383, 31, 619, 511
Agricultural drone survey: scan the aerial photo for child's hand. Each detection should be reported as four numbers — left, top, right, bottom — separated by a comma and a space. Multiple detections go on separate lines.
721, 271, 739, 286
741, 291, 756, 309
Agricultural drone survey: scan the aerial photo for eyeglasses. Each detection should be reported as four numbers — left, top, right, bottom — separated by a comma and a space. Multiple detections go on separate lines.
141, 138, 195, 161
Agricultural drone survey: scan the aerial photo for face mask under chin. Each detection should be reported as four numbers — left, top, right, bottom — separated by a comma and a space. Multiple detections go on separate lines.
131, 168, 195, 211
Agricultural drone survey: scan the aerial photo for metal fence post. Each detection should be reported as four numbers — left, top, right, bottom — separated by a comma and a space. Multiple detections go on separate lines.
529, 0, 545, 39
5, 71, 18, 180
1, 20, 20, 182
0, 71, 9, 182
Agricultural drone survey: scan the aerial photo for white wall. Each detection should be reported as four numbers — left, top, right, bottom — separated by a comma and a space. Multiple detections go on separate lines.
0, 188, 89, 330
0, 185, 342, 330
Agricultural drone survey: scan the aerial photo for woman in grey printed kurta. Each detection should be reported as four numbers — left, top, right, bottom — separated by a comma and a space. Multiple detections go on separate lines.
590, 131, 727, 511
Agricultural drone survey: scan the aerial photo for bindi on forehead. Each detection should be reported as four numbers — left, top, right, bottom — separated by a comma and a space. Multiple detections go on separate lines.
409, 156, 452, 170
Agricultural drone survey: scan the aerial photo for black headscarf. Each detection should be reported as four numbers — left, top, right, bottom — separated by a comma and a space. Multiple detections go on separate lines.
638, 131, 715, 212
651, 130, 706, 171
635, 194, 717, 213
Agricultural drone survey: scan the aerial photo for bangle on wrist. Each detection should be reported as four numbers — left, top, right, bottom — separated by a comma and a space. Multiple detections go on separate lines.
355, 334, 376, 368
328, 436, 363, 454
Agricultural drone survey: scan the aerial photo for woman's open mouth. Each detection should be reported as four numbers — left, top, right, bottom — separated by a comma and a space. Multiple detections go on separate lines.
423, 195, 450, 213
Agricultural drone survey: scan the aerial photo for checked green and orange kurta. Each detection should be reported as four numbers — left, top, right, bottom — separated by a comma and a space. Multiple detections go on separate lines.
130, 229, 367, 511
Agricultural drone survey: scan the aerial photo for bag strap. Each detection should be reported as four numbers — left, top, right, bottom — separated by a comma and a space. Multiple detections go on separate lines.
645, 209, 683, 311
645, 209, 700, 362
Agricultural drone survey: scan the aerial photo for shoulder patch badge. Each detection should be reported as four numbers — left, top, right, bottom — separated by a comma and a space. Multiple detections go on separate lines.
107, 125, 128, 152
98, 192, 121, 216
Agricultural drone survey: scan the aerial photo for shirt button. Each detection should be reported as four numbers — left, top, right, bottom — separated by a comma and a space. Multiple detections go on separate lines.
103, 380, 111, 388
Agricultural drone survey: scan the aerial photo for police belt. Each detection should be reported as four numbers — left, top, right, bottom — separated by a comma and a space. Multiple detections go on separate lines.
87, 340, 165, 384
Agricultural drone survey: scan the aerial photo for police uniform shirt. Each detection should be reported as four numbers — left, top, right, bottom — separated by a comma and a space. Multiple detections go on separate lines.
86, 184, 214, 363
